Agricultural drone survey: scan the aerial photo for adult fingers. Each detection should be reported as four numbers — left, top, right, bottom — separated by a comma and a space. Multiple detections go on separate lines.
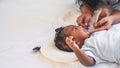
94, 18, 107, 28
89, 27, 106, 33
84, 16, 90, 27
93, 22, 97, 29
89, 25, 109, 33
76, 16, 85, 26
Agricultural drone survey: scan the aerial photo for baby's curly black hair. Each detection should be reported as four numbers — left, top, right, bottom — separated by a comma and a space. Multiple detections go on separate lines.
54, 26, 73, 52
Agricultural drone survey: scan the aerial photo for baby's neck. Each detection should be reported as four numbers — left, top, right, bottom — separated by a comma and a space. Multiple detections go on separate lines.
78, 38, 87, 48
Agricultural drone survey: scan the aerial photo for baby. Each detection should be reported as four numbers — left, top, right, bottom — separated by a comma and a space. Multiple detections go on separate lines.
54, 24, 120, 66
54, 6, 117, 66
54, 25, 90, 52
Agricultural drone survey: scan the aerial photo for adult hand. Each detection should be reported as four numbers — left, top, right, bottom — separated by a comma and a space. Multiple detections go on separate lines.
91, 16, 113, 33
98, 7, 111, 20
89, 7, 112, 33
76, 13, 92, 29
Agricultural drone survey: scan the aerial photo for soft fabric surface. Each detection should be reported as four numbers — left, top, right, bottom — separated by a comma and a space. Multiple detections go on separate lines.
0, 0, 120, 68
40, 38, 78, 63
39, 4, 81, 63
82, 23, 120, 65
0, 0, 85, 68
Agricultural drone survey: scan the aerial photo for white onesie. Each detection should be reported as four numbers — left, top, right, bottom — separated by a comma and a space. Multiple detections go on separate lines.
81, 23, 120, 64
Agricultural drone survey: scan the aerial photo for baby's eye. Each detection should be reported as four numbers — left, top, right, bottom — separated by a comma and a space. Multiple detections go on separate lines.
74, 26, 78, 30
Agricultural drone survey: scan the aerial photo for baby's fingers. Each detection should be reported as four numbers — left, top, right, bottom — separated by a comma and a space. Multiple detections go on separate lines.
66, 36, 72, 41
66, 36, 73, 44
66, 36, 79, 50
69, 36, 73, 40
66, 37, 70, 44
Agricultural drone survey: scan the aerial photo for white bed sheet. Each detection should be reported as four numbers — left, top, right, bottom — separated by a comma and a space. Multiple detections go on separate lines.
0, 0, 120, 68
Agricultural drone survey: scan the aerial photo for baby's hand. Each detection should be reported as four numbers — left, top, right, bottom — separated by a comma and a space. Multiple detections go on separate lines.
66, 36, 79, 51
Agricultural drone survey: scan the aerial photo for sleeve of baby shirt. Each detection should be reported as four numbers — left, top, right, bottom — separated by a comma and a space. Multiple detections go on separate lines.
81, 42, 105, 65
83, 50, 105, 65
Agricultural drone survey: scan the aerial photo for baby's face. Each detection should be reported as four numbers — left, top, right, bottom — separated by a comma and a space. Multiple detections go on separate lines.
62, 25, 89, 43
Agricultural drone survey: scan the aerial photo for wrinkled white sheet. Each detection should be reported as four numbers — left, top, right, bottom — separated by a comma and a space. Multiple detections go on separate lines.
0, 0, 120, 68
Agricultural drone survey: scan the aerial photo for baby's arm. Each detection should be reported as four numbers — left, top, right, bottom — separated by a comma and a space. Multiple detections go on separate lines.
66, 36, 95, 66
80, 4, 93, 15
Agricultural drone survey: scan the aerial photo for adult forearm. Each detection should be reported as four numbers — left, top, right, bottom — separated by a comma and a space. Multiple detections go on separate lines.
111, 10, 120, 24
73, 49, 94, 66
80, 4, 93, 15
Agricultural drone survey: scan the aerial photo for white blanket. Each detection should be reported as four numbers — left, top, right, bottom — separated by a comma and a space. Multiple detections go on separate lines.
39, 5, 120, 68
0, 0, 120, 68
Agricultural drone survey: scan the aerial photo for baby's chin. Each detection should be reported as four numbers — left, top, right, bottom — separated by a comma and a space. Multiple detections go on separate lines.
84, 28, 90, 34
86, 32, 90, 38
84, 29, 90, 38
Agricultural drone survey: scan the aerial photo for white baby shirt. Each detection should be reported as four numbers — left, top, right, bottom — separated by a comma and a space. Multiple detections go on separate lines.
81, 23, 120, 64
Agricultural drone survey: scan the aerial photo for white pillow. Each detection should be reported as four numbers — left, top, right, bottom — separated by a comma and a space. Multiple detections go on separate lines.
57, 8, 81, 26
40, 9, 80, 63
40, 38, 78, 63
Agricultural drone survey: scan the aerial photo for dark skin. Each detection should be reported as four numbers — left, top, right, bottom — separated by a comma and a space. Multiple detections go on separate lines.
77, 4, 93, 29
66, 36, 94, 66
62, 25, 95, 66
93, 9, 120, 32
77, 4, 120, 33
65, 6, 120, 66
65, 11, 120, 65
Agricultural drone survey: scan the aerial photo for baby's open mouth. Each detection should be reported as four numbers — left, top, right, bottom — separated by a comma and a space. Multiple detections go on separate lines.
83, 28, 88, 32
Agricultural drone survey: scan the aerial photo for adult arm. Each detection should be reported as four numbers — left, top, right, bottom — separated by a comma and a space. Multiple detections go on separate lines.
77, 4, 93, 29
